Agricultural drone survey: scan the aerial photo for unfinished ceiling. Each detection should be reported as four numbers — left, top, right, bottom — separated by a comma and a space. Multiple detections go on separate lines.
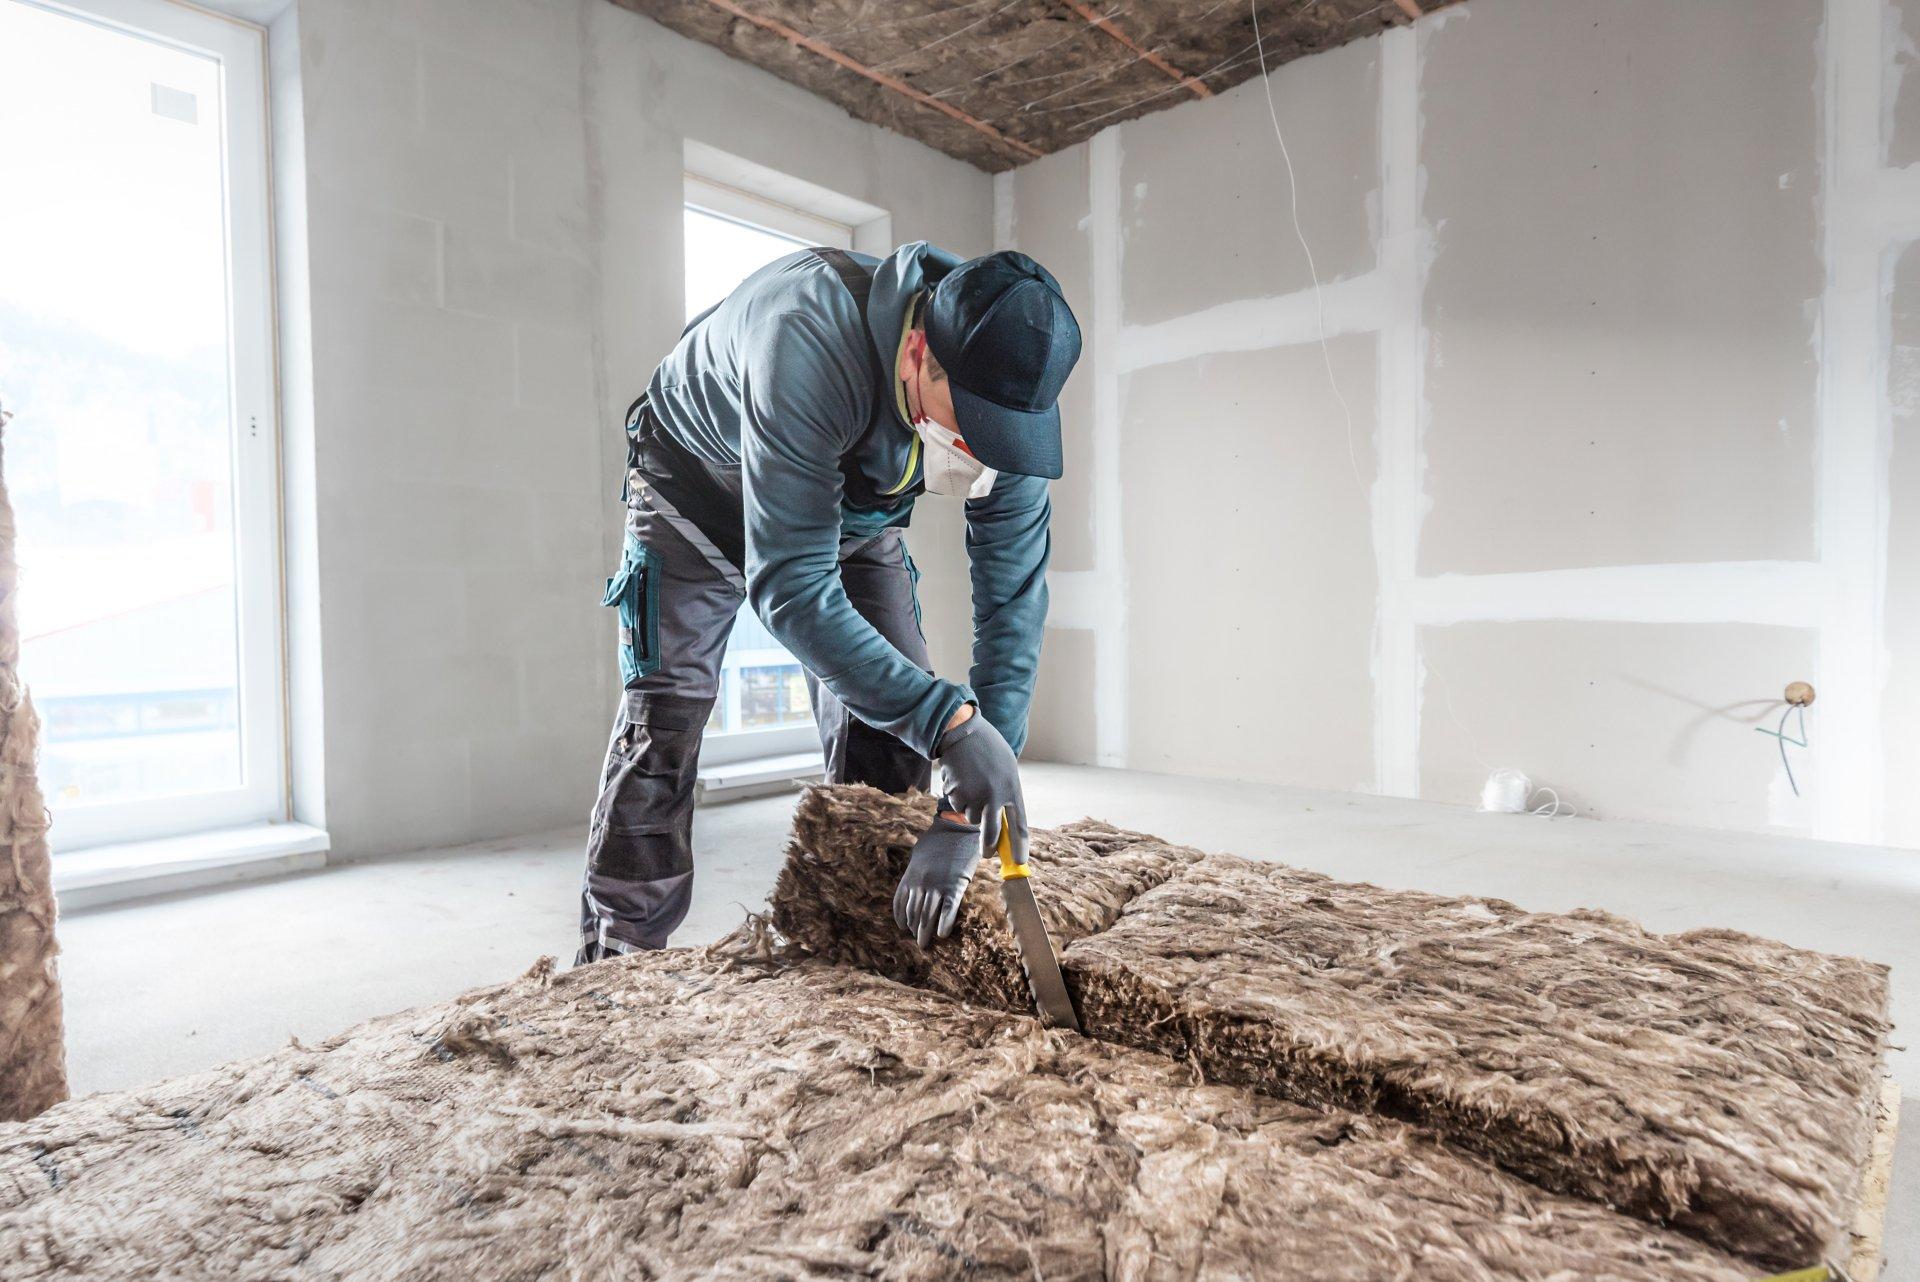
606, 0, 1466, 172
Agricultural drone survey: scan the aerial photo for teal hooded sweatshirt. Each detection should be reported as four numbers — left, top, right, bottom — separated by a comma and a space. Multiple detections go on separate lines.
644, 241, 1052, 761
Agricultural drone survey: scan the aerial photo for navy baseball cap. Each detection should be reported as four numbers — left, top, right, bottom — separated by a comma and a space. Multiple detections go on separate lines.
924, 251, 1081, 480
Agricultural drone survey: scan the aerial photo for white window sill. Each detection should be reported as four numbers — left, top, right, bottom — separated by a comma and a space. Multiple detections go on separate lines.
696, 751, 824, 804
54, 822, 330, 913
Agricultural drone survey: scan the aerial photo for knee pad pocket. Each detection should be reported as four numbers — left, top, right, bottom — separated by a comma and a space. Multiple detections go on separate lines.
597, 692, 713, 838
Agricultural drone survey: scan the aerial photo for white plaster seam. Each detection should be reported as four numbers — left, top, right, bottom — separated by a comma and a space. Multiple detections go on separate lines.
992, 170, 1014, 251
1115, 272, 1388, 373
1089, 128, 1127, 767
1411, 562, 1828, 628
1813, 0, 1891, 843
1374, 25, 1422, 798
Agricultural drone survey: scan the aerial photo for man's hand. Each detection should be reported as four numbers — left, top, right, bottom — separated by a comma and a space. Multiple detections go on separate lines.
936, 712, 1028, 868
893, 813, 980, 948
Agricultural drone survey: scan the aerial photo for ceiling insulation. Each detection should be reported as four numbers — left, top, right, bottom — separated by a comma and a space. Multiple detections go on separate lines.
605, 0, 1467, 172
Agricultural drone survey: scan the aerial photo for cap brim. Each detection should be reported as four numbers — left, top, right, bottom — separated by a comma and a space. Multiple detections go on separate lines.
948, 379, 1064, 479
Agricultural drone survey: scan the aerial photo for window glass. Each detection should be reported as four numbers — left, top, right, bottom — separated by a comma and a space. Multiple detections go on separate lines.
0, 0, 243, 812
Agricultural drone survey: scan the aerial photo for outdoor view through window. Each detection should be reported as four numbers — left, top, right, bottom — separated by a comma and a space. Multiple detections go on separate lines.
682, 202, 827, 739
0, 2, 244, 830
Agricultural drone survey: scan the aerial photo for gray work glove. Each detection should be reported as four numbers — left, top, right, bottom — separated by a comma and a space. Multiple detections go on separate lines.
937, 712, 1029, 869
893, 813, 981, 949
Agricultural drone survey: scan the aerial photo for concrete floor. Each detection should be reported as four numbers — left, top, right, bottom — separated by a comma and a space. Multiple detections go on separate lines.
59, 762, 1918, 1276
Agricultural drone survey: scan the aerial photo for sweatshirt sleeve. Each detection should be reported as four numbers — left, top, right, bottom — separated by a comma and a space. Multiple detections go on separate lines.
738, 311, 972, 758
964, 470, 1051, 756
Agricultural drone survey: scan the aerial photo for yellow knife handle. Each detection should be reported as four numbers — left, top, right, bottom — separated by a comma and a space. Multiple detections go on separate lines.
996, 814, 1029, 880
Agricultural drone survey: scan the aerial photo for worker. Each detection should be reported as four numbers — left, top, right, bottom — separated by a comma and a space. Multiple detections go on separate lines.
576, 241, 1082, 964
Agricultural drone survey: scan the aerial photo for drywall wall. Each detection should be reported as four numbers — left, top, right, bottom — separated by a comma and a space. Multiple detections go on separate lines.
1419, 2, 1820, 575
1022, 627, 1097, 765
1887, 241, 1920, 848
1420, 622, 1820, 830
1010, 0, 1920, 850
1119, 39, 1378, 327
1002, 150, 1095, 574
281, 0, 991, 857
1122, 337, 1377, 793
1889, 0, 1920, 168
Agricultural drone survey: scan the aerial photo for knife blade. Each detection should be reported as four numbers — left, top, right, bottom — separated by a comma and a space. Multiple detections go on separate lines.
995, 818, 1082, 1033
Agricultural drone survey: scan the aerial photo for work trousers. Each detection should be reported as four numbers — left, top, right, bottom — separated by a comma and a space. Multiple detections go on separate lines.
575, 467, 933, 963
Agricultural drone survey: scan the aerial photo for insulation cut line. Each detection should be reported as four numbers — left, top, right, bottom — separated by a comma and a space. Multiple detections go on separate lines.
691, 0, 1044, 161
773, 786, 1893, 1274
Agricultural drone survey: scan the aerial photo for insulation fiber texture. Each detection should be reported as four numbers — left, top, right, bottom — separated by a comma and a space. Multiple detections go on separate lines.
0, 414, 66, 1122
771, 785, 1893, 1271
0, 952, 1750, 1280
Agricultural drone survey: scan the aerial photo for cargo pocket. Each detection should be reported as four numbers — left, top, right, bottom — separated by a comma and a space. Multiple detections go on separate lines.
603, 533, 660, 686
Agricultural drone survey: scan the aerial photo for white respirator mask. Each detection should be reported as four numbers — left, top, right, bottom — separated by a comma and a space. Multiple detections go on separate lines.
914, 418, 997, 500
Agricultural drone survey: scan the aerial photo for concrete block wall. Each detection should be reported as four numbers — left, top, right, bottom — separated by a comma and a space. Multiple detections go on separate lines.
1008, 0, 1920, 851
281, 0, 990, 858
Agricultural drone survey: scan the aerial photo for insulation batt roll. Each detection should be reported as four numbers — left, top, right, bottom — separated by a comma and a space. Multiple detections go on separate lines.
0, 951, 1767, 1281
1480, 768, 1531, 813
0, 407, 68, 1120
773, 785, 1893, 1272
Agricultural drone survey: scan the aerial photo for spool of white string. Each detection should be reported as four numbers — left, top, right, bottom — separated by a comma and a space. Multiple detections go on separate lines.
1480, 768, 1531, 814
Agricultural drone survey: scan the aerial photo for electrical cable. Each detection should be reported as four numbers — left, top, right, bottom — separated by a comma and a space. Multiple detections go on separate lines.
809, 0, 1003, 42
1056, 0, 1395, 131
1755, 702, 1809, 797
1014, 0, 1234, 111
1052, 36, 1269, 128
932, 21, 1109, 100
868, 0, 1033, 74
1436, 664, 1577, 819
1249, 0, 1366, 497
1529, 787, 1571, 818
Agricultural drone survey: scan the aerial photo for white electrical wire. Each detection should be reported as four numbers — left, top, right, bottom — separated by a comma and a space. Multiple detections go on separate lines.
1248, 0, 1365, 497
1480, 769, 1574, 819
1529, 786, 1571, 819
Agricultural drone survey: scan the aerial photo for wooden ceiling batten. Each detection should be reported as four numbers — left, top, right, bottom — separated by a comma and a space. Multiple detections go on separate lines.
612, 0, 1468, 172
689, 0, 1046, 162
1053, 0, 1212, 99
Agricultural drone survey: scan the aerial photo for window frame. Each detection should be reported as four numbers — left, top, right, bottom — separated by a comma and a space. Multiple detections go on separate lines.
680, 176, 852, 768
21, 0, 284, 852
683, 175, 856, 253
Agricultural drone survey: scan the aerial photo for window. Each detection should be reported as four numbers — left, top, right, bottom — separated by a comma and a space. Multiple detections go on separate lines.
684, 176, 854, 761
0, 0, 281, 851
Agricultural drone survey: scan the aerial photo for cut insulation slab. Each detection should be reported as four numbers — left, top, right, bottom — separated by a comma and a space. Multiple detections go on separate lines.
0, 415, 66, 1123
0, 952, 1750, 1281
771, 785, 1894, 1271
